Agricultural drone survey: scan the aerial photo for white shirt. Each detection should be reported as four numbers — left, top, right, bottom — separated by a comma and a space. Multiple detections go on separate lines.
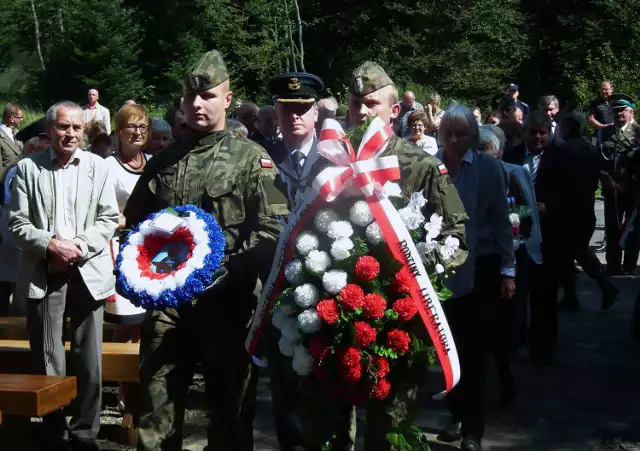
104, 153, 151, 212
410, 135, 438, 155
0, 123, 15, 143
290, 137, 314, 171
51, 149, 82, 241
523, 146, 543, 183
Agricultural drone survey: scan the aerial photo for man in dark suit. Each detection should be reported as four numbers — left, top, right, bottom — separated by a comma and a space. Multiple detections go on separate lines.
0, 103, 23, 172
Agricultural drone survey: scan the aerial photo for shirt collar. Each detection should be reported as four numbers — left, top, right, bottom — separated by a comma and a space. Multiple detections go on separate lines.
87, 103, 98, 110
436, 148, 474, 165
621, 122, 630, 132
291, 136, 314, 158
51, 147, 83, 167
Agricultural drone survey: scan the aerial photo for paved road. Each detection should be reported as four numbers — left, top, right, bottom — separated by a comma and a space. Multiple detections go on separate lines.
8, 202, 640, 451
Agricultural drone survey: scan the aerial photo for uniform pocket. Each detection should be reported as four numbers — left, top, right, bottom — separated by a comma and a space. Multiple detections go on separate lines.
203, 183, 245, 227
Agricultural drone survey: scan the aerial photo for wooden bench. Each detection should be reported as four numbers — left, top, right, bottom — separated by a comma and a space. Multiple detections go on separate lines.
0, 317, 118, 340
0, 375, 76, 424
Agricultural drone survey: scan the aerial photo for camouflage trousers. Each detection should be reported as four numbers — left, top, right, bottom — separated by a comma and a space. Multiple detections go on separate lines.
137, 301, 258, 451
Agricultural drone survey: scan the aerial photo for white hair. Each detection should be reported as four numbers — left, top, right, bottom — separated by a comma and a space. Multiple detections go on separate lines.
480, 124, 506, 152
478, 128, 501, 157
319, 97, 338, 112
441, 104, 480, 150
45, 101, 82, 124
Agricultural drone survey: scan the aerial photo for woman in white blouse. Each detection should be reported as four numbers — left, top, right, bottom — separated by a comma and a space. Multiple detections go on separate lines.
104, 104, 152, 417
407, 111, 438, 155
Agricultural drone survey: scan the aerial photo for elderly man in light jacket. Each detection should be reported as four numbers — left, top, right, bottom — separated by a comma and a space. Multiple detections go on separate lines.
8, 100, 118, 451
83, 88, 111, 134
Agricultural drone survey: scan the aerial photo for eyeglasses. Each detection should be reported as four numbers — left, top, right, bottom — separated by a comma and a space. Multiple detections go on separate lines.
126, 124, 148, 133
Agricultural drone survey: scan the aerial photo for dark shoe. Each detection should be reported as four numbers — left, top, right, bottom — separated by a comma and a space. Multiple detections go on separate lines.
461, 435, 482, 451
594, 241, 606, 253
558, 296, 581, 312
437, 421, 462, 442
601, 281, 619, 310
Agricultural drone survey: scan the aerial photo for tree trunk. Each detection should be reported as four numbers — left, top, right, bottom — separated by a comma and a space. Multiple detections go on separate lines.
57, 1, 65, 33
292, 0, 305, 71
283, 0, 297, 72
29, 0, 46, 71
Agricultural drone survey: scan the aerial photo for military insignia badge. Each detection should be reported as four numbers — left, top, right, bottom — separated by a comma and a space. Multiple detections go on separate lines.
438, 164, 448, 175
260, 158, 274, 168
356, 77, 364, 94
288, 77, 301, 91
189, 75, 201, 91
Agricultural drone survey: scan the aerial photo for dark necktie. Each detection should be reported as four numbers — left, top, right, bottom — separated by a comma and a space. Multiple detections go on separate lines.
291, 151, 304, 177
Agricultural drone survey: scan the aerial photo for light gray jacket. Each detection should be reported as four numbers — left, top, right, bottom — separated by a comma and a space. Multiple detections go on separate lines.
8, 147, 119, 300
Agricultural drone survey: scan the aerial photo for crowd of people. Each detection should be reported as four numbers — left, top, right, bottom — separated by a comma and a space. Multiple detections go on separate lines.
0, 46, 635, 451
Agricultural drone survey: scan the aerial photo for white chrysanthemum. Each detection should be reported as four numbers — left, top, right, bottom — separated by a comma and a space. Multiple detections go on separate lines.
331, 238, 354, 261
409, 192, 427, 209
297, 309, 322, 334
284, 260, 305, 286
399, 206, 425, 230
349, 201, 374, 227
366, 222, 384, 245
292, 344, 314, 376
327, 221, 354, 240
509, 213, 520, 227
272, 306, 291, 330
296, 231, 319, 256
294, 283, 319, 308
435, 263, 445, 274
440, 236, 460, 261
305, 250, 332, 274
278, 336, 295, 357
322, 270, 348, 295
281, 317, 303, 342
314, 209, 339, 233
424, 213, 444, 239
382, 181, 403, 198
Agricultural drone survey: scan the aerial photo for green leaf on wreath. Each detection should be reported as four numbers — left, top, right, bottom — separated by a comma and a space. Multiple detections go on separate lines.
409, 228, 423, 243
352, 236, 369, 256
384, 309, 399, 321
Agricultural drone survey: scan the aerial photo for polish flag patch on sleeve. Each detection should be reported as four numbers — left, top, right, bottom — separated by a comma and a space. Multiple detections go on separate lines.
438, 164, 448, 175
260, 158, 274, 168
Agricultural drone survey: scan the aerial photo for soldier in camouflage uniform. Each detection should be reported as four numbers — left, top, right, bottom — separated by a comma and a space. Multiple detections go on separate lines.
123, 50, 289, 451
297, 62, 469, 451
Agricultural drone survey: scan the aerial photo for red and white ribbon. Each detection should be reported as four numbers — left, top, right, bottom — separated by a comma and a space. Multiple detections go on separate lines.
246, 118, 460, 392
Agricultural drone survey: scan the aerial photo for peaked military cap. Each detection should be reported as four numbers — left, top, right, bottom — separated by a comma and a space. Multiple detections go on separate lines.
609, 93, 636, 111
349, 61, 394, 97
183, 50, 229, 93
267, 72, 324, 103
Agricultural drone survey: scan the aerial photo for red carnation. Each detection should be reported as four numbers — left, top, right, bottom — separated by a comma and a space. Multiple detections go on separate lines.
354, 321, 377, 347
391, 267, 414, 294
354, 256, 381, 282
371, 378, 391, 400
363, 293, 387, 320
392, 298, 418, 322
341, 363, 362, 382
338, 346, 362, 368
317, 299, 340, 324
338, 284, 365, 311
386, 329, 411, 354
309, 334, 331, 362
368, 355, 390, 379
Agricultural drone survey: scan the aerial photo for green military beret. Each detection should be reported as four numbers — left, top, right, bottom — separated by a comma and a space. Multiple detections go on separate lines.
349, 61, 394, 97
183, 50, 229, 93
609, 93, 636, 111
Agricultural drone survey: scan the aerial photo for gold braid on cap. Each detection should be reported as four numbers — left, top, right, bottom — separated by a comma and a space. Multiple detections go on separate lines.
275, 98, 316, 104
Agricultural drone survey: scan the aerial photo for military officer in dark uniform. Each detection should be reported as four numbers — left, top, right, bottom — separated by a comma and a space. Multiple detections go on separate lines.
600, 93, 640, 274
267, 72, 330, 207
264, 71, 333, 451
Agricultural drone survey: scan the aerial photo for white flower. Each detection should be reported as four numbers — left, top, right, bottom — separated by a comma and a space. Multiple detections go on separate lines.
292, 344, 314, 376
349, 201, 374, 227
327, 221, 354, 240
294, 283, 319, 308
296, 231, 319, 256
322, 270, 348, 295
409, 192, 427, 209
382, 181, 403, 198
440, 236, 460, 261
272, 306, 292, 330
416, 240, 437, 257
314, 209, 339, 233
284, 260, 305, 286
366, 222, 384, 245
281, 317, 303, 342
435, 263, 445, 274
297, 309, 322, 334
399, 206, 425, 230
509, 213, 520, 227
330, 238, 354, 261
424, 213, 443, 239
305, 250, 332, 274
278, 336, 295, 357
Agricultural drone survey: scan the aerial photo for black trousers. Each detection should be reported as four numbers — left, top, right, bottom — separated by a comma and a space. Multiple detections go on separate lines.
603, 184, 639, 272
445, 254, 502, 439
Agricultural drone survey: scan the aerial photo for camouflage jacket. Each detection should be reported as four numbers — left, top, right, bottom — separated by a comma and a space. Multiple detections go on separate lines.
124, 128, 289, 293
383, 135, 469, 268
